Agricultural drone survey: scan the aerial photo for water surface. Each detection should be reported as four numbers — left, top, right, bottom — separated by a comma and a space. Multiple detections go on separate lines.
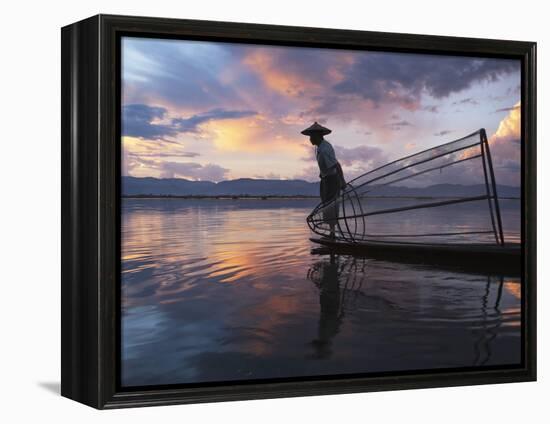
121, 198, 521, 387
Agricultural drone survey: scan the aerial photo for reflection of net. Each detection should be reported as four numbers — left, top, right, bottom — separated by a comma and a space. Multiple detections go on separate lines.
307, 256, 368, 317
307, 129, 505, 245
307, 256, 508, 364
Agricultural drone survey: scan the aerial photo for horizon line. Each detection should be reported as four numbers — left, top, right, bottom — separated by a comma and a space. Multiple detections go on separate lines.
122, 175, 521, 188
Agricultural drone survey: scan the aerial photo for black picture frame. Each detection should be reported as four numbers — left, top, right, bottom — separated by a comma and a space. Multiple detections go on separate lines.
61, 14, 537, 409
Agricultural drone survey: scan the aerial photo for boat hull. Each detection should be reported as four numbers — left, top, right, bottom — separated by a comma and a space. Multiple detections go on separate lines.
310, 237, 521, 276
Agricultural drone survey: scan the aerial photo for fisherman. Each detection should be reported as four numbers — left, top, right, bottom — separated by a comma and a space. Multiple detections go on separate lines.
301, 122, 346, 239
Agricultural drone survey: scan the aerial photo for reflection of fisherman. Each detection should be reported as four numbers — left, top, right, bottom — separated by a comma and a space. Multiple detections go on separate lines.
301, 122, 346, 239
310, 254, 342, 359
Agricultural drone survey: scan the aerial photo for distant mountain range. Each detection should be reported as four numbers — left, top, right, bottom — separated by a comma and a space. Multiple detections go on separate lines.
122, 176, 521, 198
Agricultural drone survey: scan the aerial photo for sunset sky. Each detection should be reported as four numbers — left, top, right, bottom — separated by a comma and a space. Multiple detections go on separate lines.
122, 36, 521, 186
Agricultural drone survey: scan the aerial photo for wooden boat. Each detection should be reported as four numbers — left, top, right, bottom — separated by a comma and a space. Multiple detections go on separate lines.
310, 237, 521, 275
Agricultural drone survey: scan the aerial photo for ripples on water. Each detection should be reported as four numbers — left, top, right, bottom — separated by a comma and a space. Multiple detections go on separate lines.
121, 198, 521, 387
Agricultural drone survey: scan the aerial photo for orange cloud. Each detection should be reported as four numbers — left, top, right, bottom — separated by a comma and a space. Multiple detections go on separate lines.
202, 115, 307, 155
326, 53, 356, 84
243, 49, 321, 97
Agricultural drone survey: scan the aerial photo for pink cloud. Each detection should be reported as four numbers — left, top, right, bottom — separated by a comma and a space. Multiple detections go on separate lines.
487, 101, 521, 186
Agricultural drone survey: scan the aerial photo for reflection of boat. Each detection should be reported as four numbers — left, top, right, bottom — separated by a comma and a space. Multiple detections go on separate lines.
307, 129, 520, 266
307, 254, 512, 364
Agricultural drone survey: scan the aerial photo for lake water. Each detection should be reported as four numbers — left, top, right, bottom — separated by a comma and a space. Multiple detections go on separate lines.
121, 198, 522, 387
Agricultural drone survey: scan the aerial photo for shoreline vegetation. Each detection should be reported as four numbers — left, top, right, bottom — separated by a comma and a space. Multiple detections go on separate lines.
122, 194, 521, 200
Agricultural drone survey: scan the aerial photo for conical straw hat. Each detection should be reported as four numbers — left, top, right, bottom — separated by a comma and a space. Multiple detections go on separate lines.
300, 121, 332, 136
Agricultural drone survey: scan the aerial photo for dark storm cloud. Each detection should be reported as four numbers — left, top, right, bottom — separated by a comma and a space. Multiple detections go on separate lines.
494, 105, 521, 113
384, 120, 413, 131
122, 104, 178, 140
304, 95, 346, 116
332, 53, 518, 104
123, 104, 257, 140
246, 45, 351, 89
434, 130, 454, 137
422, 105, 439, 113
452, 98, 479, 106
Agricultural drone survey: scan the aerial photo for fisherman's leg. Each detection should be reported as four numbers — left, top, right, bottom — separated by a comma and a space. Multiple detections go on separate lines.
320, 177, 332, 237
328, 220, 335, 238
333, 193, 340, 238
328, 175, 340, 239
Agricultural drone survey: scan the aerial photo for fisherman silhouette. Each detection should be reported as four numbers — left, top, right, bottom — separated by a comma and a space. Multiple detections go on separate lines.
301, 122, 346, 239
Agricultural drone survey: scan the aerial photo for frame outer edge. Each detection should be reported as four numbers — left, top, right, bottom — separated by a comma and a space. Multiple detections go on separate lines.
61, 14, 537, 409
61, 14, 102, 409
60, 21, 75, 402
98, 13, 120, 408
525, 41, 536, 381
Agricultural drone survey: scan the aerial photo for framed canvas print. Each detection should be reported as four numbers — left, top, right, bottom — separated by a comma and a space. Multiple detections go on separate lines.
61, 14, 536, 409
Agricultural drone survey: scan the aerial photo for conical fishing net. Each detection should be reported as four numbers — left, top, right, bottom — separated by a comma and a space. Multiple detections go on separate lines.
307, 129, 505, 245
